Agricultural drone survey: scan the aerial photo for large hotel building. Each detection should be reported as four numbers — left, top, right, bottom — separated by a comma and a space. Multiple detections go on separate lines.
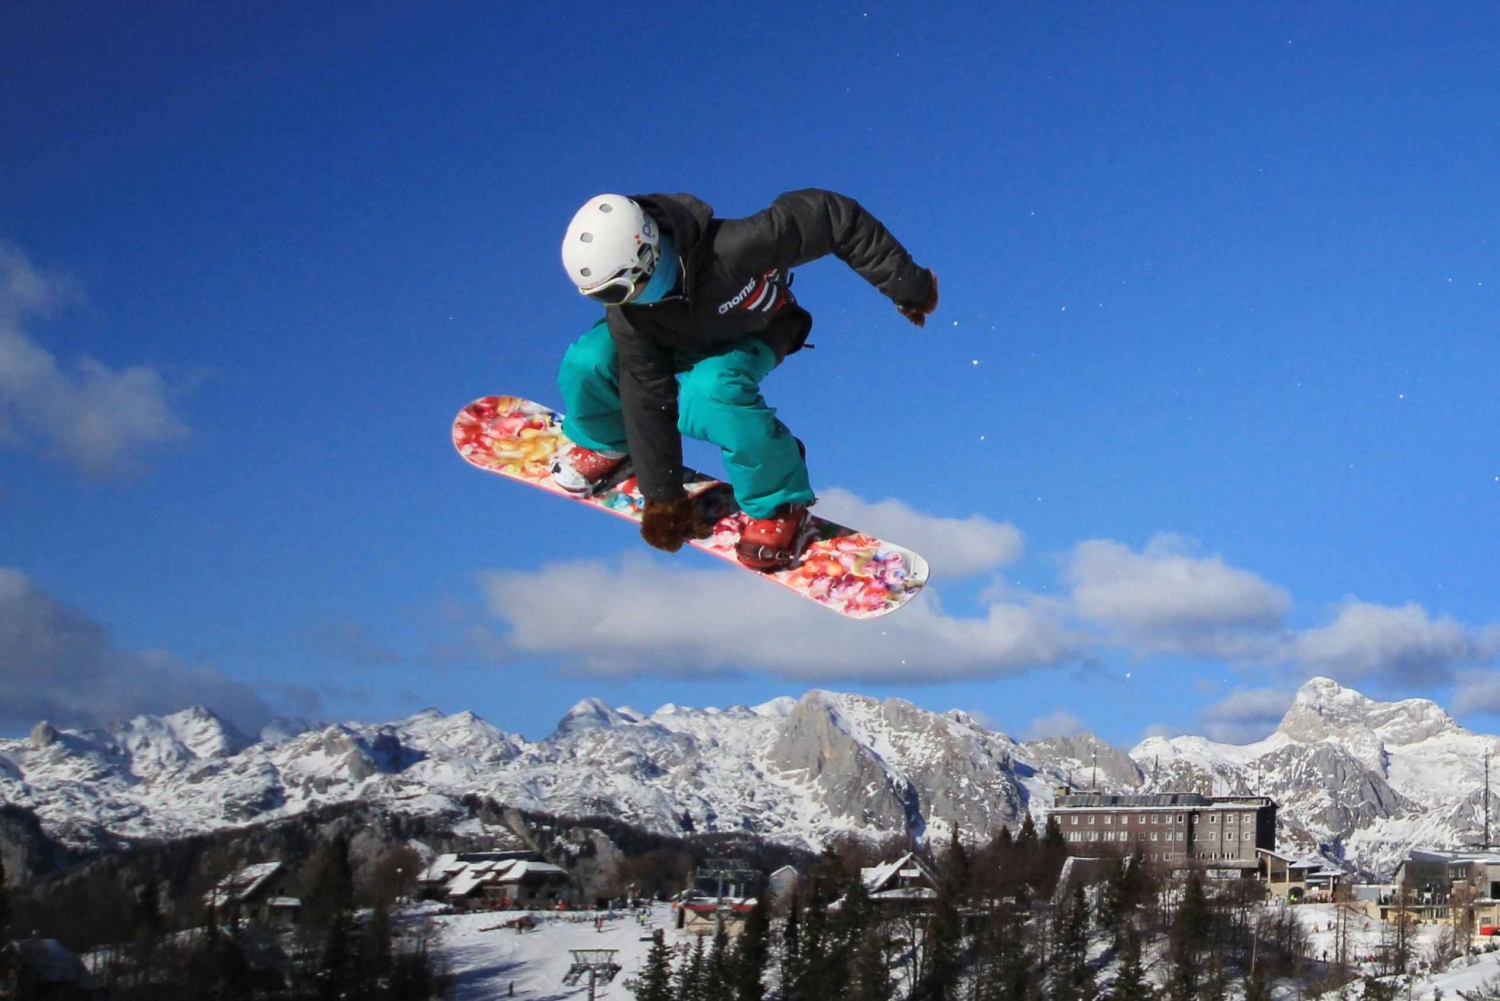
1048, 789, 1278, 874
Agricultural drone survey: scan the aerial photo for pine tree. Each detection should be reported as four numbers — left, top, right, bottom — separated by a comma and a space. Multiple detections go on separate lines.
1052, 883, 1094, 1001
1016, 814, 1039, 851
731, 894, 770, 1001
1040, 816, 1069, 896
995, 913, 1034, 1001
1167, 871, 1209, 1001
319, 912, 357, 1001
635, 931, 676, 1001
367, 904, 395, 993
852, 925, 895, 1001
677, 935, 706, 1001
1097, 857, 1128, 933
706, 930, 732, 1000
304, 833, 357, 931
794, 873, 838, 1001
914, 841, 964, 1001
780, 901, 801, 999
1108, 925, 1148, 1001
1042, 816, 1066, 852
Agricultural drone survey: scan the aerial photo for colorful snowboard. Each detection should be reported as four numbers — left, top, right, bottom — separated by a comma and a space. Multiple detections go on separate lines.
452, 396, 929, 619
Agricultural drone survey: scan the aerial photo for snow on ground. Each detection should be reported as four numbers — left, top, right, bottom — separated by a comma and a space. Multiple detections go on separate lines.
1423, 950, 1500, 999
428, 902, 681, 1001
422, 899, 1500, 1001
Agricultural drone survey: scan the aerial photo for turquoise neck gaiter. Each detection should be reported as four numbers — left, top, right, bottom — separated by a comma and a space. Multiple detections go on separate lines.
632, 233, 680, 305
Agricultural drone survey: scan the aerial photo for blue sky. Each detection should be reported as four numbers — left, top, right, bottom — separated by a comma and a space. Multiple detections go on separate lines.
3, 1, 1497, 749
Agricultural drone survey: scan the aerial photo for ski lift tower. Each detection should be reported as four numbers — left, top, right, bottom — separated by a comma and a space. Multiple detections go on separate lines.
563, 949, 620, 1001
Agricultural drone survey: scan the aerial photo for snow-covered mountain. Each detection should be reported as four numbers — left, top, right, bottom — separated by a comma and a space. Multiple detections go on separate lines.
1, 679, 1493, 876
1133, 677, 1500, 875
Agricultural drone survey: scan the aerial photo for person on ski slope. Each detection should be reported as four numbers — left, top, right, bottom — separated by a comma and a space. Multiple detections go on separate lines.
553, 189, 938, 571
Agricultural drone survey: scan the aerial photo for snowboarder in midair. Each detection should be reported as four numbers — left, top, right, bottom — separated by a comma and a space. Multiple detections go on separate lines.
553, 190, 938, 570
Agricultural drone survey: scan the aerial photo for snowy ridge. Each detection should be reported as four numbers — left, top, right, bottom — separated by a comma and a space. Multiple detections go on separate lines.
1, 679, 1494, 875
1130, 678, 1500, 874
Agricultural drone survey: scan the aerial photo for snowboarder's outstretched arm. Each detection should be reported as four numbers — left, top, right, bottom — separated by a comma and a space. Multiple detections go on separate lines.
714, 188, 937, 319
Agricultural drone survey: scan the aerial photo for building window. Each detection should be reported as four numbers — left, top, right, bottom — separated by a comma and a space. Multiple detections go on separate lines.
1177, 833, 1184, 841
1105, 815, 1113, 825
1089, 816, 1096, 825
1089, 832, 1098, 841
1211, 815, 1219, 824
1151, 832, 1158, 841
1227, 815, 1236, 824
1071, 816, 1078, 825
1227, 832, 1236, 841
1176, 815, 1184, 823
1152, 815, 1160, 824
1243, 813, 1254, 822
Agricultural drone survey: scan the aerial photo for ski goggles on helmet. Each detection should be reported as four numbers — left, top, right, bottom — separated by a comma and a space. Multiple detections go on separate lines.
579, 242, 659, 305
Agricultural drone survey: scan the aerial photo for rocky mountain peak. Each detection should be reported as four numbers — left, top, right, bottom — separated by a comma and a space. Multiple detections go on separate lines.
1280, 676, 1462, 746
556, 697, 635, 733
29, 721, 58, 750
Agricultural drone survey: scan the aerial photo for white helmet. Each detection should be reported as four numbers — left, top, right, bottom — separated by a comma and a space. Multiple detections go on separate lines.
561, 194, 660, 303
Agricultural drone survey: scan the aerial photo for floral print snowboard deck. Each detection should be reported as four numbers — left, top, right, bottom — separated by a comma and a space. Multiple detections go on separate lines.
453, 395, 929, 619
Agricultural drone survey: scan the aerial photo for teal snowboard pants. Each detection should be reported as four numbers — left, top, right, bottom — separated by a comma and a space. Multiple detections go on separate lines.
557, 320, 814, 519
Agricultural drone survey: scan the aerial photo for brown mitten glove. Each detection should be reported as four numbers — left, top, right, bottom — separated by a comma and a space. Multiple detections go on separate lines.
640, 496, 715, 553
896, 269, 940, 327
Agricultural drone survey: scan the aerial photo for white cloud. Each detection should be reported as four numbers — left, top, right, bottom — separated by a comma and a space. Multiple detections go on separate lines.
1065, 533, 1291, 657
1198, 686, 1295, 744
1453, 669, 1500, 715
814, 488, 1024, 579
1025, 709, 1088, 740
0, 567, 279, 733
1288, 599, 1493, 687
478, 551, 1087, 683
0, 243, 189, 477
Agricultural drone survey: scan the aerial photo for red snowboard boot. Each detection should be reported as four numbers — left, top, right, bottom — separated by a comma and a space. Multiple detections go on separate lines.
736, 504, 812, 571
551, 444, 628, 496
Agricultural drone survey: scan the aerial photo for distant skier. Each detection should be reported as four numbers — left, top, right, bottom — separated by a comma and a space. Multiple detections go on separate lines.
553, 190, 938, 570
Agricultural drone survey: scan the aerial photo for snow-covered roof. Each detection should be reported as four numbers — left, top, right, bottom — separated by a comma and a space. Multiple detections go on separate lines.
497, 861, 568, 881
205, 862, 284, 905
860, 852, 935, 893
447, 870, 491, 898
417, 853, 463, 883
267, 897, 302, 908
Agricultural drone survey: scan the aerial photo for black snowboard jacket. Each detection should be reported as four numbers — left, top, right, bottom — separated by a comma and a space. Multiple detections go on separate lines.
605, 188, 934, 504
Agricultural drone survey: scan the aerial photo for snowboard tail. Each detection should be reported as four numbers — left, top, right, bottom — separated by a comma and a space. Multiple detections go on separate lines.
452, 395, 928, 619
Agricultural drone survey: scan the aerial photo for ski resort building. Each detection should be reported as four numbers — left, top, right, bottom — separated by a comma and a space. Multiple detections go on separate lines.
1049, 790, 1277, 875
1255, 849, 1344, 900
767, 865, 800, 906
203, 861, 305, 927
674, 896, 759, 937
1388, 849, 1500, 930
417, 851, 578, 909
828, 852, 939, 913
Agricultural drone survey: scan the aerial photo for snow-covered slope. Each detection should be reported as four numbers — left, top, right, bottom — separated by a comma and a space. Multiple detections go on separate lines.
2, 679, 1493, 876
